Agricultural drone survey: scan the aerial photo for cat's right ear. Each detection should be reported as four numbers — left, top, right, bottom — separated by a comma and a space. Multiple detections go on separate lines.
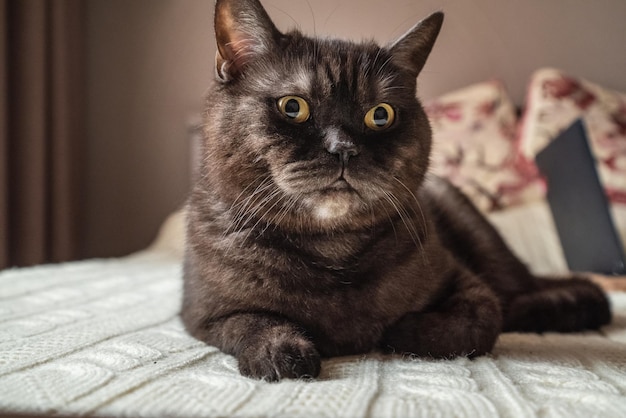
214, 0, 281, 82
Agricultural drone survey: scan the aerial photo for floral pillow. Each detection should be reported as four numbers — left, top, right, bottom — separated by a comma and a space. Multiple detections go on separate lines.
518, 68, 626, 206
426, 80, 545, 212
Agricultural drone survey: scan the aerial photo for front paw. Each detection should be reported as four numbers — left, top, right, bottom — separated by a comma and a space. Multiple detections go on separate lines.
238, 334, 321, 381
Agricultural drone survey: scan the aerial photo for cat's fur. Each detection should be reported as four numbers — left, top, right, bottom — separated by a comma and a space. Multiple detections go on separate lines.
182, 0, 611, 381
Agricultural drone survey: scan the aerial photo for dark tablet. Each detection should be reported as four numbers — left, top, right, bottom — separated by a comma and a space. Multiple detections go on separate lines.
535, 119, 626, 275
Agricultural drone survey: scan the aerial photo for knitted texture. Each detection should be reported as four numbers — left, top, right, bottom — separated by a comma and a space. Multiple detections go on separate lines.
1, 241, 626, 417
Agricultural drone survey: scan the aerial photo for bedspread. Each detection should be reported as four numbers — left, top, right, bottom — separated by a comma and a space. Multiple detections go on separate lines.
1, 208, 626, 418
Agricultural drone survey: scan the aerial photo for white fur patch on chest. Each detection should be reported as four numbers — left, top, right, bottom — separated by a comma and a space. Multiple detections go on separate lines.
314, 195, 351, 220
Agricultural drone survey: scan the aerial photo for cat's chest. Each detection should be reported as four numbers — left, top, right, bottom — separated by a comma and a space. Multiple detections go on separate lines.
301, 233, 369, 267
251, 228, 377, 270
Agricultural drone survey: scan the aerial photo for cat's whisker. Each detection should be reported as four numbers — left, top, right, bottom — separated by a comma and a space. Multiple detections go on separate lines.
272, 193, 301, 231
223, 185, 282, 256
361, 54, 373, 79
225, 178, 275, 236
391, 191, 424, 249
240, 189, 286, 246
388, 179, 432, 270
322, 3, 341, 31
381, 86, 410, 93
228, 176, 271, 215
223, 182, 274, 255
385, 189, 431, 270
235, 180, 274, 218
381, 190, 419, 248
259, 192, 294, 236
304, 0, 316, 37
234, 188, 276, 236
375, 56, 394, 77
374, 196, 399, 245
225, 196, 274, 252
267, 4, 300, 33
370, 48, 383, 75
392, 176, 429, 240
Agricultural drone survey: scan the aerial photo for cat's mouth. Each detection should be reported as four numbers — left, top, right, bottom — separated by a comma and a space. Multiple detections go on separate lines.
303, 177, 362, 221
328, 178, 353, 191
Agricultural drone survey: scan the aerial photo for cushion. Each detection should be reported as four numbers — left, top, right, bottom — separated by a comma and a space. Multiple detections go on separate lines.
518, 68, 626, 206
426, 80, 545, 212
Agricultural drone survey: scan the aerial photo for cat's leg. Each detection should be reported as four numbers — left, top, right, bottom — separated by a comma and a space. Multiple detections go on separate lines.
420, 175, 536, 299
504, 276, 611, 332
187, 312, 321, 381
381, 268, 502, 358
421, 176, 611, 332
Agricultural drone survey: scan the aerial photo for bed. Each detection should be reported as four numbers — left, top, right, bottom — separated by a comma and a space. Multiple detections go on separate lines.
2, 69, 626, 417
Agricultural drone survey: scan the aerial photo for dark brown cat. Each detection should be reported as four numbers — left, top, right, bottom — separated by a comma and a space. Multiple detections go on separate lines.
182, 0, 611, 381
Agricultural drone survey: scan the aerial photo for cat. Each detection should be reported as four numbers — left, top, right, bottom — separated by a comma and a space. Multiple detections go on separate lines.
182, 0, 611, 381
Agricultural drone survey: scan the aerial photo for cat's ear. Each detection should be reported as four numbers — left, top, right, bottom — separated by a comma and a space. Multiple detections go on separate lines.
214, 0, 282, 82
388, 12, 444, 78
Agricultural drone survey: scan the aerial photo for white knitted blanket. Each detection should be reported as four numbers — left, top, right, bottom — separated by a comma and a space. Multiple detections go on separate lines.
2, 207, 626, 418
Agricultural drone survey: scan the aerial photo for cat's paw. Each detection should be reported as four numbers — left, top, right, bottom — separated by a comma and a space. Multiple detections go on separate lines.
504, 277, 612, 332
237, 334, 321, 382
382, 311, 500, 359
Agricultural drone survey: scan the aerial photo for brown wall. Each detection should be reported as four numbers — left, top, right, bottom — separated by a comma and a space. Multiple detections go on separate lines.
84, 0, 626, 258
84, 0, 212, 257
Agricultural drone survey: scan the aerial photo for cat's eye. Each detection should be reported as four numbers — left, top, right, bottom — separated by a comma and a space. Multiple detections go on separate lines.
277, 96, 310, 123
364, 103, 395, 131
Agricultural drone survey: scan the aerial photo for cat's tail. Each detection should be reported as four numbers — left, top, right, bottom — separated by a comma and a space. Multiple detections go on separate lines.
503, 276, 612, 333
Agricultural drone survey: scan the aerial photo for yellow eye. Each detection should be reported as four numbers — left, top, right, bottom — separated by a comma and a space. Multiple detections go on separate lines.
277, 96, 310, 123
365, 103, 395, 130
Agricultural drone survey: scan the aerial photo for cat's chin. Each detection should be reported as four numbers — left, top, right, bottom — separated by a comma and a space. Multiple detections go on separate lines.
304, 189, 359, 222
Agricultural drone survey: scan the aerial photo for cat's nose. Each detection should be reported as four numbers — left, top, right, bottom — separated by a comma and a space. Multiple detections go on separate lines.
325, 128, 359, 163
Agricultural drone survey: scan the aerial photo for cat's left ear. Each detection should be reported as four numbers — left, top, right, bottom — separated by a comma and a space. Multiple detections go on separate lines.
214, 0, 282, 82
388, 12, 444, 78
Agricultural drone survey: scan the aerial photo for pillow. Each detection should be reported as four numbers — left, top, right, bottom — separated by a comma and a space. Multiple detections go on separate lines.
518, 68, 626, 206
426, 80, 545, 212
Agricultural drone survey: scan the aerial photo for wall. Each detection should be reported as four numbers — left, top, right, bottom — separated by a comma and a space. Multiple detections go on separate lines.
85, 0, 626, 258
85, 0, 213, 257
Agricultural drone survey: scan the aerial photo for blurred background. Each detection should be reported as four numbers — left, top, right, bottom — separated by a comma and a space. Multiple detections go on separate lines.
1, 0, 625, 268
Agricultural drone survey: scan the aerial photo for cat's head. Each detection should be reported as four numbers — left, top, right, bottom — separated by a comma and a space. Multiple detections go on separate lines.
202, 0, 443, 233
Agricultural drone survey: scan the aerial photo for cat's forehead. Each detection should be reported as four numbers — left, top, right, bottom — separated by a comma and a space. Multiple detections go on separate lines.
252, 35, 401, 101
